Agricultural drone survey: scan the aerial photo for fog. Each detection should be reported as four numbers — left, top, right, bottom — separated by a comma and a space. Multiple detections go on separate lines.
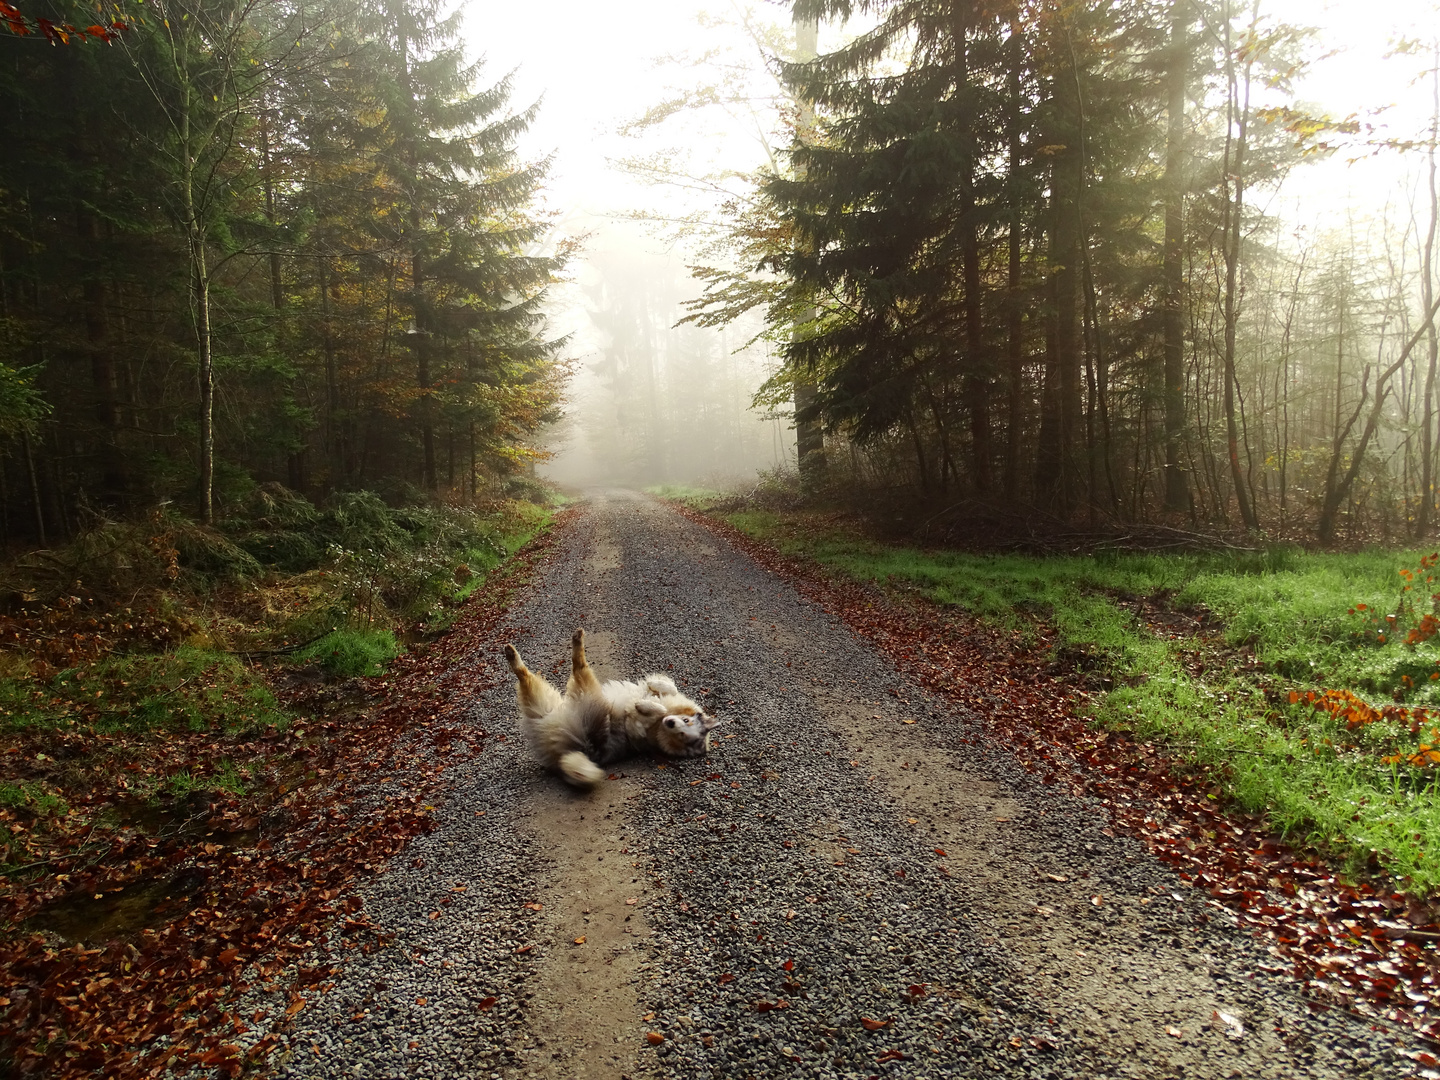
475, 0, 820, 492
539, 220, 792, 489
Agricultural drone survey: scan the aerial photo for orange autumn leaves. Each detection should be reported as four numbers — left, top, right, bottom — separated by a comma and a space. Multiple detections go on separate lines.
1290, 688, 1440, 768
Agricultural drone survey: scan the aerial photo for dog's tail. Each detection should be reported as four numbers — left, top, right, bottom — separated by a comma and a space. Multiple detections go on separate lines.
556, 750, 606, 788
523, 692, 612, 789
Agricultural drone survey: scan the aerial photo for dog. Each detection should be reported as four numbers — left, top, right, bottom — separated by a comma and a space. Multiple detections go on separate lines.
503, 628, 718, 788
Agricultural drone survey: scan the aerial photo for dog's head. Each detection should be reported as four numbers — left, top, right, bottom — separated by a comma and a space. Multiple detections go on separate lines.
634, 695, 720, 757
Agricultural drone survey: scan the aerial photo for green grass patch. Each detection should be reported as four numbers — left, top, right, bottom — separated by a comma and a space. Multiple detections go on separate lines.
0, 780, 68, 817
647, 484, 723, 507
293, 628, 400, 677
708, 503, 1440, 894
0, 646, 291, 736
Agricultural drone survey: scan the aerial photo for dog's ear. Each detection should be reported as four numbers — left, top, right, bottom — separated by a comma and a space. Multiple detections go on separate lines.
634, 699, 665, 718
644, 676, 678, 696
700, 713, 722, 731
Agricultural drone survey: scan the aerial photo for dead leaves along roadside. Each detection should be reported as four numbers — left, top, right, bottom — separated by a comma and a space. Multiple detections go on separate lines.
0, 519, 568, 1079
674, 504, 1440, 1053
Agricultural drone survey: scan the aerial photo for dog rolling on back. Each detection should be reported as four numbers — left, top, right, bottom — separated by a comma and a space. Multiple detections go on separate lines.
503, 629, 718, 788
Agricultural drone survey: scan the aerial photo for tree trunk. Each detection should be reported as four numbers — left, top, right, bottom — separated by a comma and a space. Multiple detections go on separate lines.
1004, 19, 1025, 498
1054, 162, 1083, 517
1318, 294, 1440, 543
77, 207, 126, 500
1418, 46, 1439, 537
954, 9, 989, 493
193, 230, 215, 524
1035, 293, 1064, 506
1162, 0, 1189, 510
321, 258, 343, 489
260, 100, 284, 312
1220, 0, 1259, 531
22, 429, 45, 545
793, 14, 825, 488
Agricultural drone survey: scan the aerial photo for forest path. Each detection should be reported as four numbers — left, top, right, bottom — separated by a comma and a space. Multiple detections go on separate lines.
265, 493, 1412, 1079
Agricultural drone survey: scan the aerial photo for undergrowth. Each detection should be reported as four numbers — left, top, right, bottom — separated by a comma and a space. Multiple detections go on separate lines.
705, 503, 1440, 896
0, 485, 557, 872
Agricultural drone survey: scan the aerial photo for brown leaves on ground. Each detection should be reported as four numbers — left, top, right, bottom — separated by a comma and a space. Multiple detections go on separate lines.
0, 522, 566, 1079
677, 505, 1440, 1048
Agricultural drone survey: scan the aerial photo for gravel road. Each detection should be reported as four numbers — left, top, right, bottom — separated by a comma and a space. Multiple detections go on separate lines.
249, 492, 1422, 1079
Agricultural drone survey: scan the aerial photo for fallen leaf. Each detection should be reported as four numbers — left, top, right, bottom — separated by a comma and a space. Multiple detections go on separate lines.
478, 997, 497, 1011
285, 997, 306, 1018
1046, 873, 1068, 882
1166, 1026, 1183, 1038
782, 959, 794, 972
573, 936, 586, 945
718, 973, 735, 985
1091, 895, 1104, 906
1211, 1010, 1244, 1040
416, 996, 428, 1006
934, 848, 947, 856
625, 897, 638, 906
523, 902, 543, 911
646, 1031, 665, 1045
860, 1017, 890, 1031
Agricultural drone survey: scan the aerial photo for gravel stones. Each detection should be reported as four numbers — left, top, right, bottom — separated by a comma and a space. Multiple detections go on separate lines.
239, 493, 1422, 1079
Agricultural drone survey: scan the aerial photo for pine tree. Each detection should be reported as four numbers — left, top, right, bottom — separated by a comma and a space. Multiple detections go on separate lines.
370, 0, 562, 492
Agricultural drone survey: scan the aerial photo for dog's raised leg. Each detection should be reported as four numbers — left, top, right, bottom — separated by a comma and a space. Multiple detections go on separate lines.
564, 627, 603, 699
504, 643, 561, 720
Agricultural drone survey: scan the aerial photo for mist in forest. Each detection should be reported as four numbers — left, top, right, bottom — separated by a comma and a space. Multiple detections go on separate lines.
538, 223, 791, 491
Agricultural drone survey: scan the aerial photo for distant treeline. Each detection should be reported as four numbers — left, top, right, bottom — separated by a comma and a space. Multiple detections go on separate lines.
695, 1, 1440, 543
0, 0, 565, 542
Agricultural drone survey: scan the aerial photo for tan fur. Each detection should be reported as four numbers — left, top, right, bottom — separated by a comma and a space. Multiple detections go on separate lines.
503, 629, 719, 788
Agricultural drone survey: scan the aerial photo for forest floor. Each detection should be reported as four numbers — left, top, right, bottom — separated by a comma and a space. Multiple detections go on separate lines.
2, 491, 1438, 1079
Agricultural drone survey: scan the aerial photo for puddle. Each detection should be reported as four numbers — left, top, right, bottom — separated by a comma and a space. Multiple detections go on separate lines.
25, 870, 205, 944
